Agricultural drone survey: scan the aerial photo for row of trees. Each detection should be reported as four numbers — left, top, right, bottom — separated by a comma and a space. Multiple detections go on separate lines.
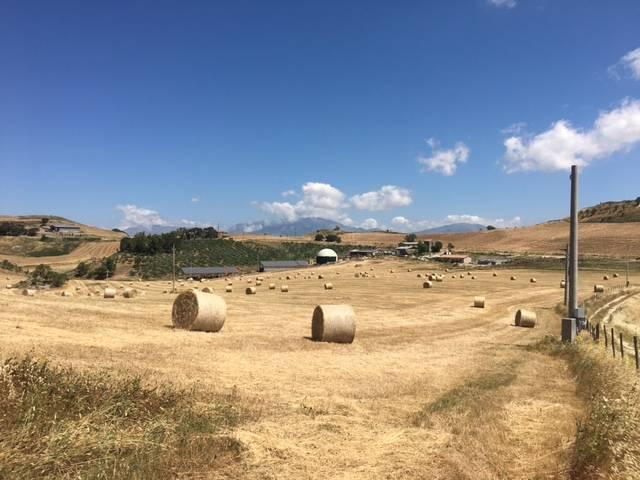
119, 227, 219, 255
75, 257, 117, 280
314, 233, 342, 243
0, 222, 38, 237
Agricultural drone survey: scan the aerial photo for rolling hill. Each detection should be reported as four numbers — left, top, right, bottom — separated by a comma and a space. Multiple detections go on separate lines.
577, 198, 640, 223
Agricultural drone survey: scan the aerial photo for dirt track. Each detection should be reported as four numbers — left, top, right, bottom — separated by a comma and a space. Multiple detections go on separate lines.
2, 258, 632, 478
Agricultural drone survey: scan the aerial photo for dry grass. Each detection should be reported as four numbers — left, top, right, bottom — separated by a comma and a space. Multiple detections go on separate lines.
1, 258, 631, 478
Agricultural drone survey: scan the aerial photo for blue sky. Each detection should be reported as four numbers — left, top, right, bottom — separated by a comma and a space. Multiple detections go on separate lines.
1, 0, 639, 232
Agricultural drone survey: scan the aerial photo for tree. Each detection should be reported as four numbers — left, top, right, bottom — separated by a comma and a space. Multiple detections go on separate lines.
75, 261, 90, 277
487, 225, 496, 231
314, 233, 325, 241
447, 242, 455, 251
417, 241, 429, 255
404, 233, 417, 242
325, 233, 340, 243
41, 218, 49, 225
26, 228, 39, 237
29, 264, 67, 288
431, 241, 443, 253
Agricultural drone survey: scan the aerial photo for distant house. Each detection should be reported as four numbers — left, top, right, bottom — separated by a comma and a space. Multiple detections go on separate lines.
433, 255, 472, 265
49, 224, 81, 234
181, 266, 238, 279
349, 249, 376, 258
395, 246, 417, 256
259, 260, 309, 272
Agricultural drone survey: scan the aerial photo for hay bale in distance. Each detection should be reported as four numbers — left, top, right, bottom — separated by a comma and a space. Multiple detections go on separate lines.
603, 275, 609, 281
560, 280, 566, 288
471, 276, 476, 280
201, 287, 214, 293
493, 272, 498, 277
510, 276, 517, 281
423, 281, 433, 289
318, 274, 324, 280
172, 290, 226, 332
594, 284, 605, 293
21, 289, 35, 297
280, 285, 289, 292
61, 291, 72, 297
530, 278, 537, 283
473, 296, 485, 308
268, 283, 276, 290
515, 309, 536, 328
245, 287, 257, 295
324, 282, 333, 290
255, 281, 262, 286
311, 304, 356, 344
123, 288, 136, 298
103, 288, 116, 299
613, 273, 619, 278
225, 286, 233, 293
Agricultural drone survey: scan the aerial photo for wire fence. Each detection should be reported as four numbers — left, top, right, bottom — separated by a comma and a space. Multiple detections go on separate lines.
588, 322, 640, 371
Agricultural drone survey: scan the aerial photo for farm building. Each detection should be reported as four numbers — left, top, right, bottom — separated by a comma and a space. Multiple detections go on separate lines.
181, 266, 239, 279
349, 249, 376, 258
49, 224, 81, 234
259, 260, 309, 272
433, 255, 472, 265
395, 246, 416, 256
316, 248, 338, 265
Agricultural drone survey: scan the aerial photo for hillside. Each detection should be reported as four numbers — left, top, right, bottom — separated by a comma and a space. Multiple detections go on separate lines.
0, 215, 126, 240
577, 198, 640, 223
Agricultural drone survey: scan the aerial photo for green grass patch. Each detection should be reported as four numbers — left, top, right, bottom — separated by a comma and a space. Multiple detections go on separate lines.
0, 356, 254, 479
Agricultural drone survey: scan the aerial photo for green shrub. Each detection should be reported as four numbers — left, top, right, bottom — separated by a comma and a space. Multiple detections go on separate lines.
27, 264, 67, 287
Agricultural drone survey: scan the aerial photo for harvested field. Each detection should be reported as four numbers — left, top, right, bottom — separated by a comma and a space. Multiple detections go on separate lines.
0, 240, 120, 270
1, 258, 628, 478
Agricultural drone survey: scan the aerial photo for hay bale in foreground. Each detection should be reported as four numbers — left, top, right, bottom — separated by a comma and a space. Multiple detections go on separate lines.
324, 282, 333, 290
103, 288, 116, 299
515, 309, 536, 328
280, 285, 289, 292
311, 304, 356, 344
5, 284, 12, 289
201, 287, 213, 293
123, 288, 136, 298
172, 289, 226, 332
423, 281, 433, 289
245, 287, 257, 295
22, 289, 35, 297
473, 296, 485, 308
594, 284, 605, 293
61, 291, 72, 297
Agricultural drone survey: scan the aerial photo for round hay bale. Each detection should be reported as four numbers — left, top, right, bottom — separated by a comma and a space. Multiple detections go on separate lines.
123, 288, 136, 298
247, 279, 253, 284
428, 274, 436, 281
436, 275, 444, 282
452, 275, 456, 279
510, 276, 517, 281
75, 286, 81, 291
318, 274, 324, 280
5, 284, 12, 289
530, 278, 537, 283
187, 278, 194, 282
445, 269, 449, 273
417, 273, 422, 278
201, 287, 214, 293
613, 273, 619, 278
311, 304, 356, 344
286, 275, 291, 280
471, 276, 476, 280
280, 285, 289, 292
61, 291, 72, 297
467, 272, 471, 276
423, 281, 433, 289
87, 292, 93, 297
354, 273, 359, 278
493, 272, 498, 277
407, 268, 412, 272
245, 287, 257, 295
225, 286, 233, 293
324, 282, 333, 290
22, 288, 35, 297
390, 269, 394, 273
473, 296, 485, 308
257, 276, 264, 282
163, 290, 168, 294
103, 288, 116, 299
560, 280, 566, 288
459, 274, 464, 279
255, 281, 262, 286
594, 284, 605, 293
172, 290, 226, 332
268, 283, 276, 290
515, 309, 536, 328
603, 275, 609, 281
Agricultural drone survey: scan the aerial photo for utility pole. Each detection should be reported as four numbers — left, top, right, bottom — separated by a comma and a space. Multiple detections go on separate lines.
627, 260, 630, 288
568, 165, 579, 319
564, 243, 569, 307
172, 244, 176, 293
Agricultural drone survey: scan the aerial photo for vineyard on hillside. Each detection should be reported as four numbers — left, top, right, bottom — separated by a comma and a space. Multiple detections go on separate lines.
119, 239, 361, 278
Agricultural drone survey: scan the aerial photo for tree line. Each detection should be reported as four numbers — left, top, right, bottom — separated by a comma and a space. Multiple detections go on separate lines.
119, 227, 219, 255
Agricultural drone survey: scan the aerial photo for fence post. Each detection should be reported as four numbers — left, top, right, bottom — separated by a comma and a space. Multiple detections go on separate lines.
634, 336, 639, 371
612, 328, 616, 358
620, 332, 624, 359
605, 327, 608, 347
596, 323, 600, 342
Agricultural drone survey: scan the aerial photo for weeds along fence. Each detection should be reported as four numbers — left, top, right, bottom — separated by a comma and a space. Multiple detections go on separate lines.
584, 283, 640, 372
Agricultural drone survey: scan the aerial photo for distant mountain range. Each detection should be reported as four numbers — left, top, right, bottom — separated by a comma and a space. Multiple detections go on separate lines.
227, 217, 367, 236
414, 223, 487, 234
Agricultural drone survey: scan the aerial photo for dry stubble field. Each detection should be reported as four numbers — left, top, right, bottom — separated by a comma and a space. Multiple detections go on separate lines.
2, 258, 633, 479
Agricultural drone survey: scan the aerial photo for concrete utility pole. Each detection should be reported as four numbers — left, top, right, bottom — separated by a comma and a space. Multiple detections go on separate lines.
172, 244, 176, 293
564, 244, 569, 307
568, 165, 579, 319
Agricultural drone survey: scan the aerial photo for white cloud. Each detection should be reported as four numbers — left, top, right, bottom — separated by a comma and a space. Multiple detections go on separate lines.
281, 189, 297, 197
351, 185, 413, 211
360, 218, 379, 230
256, 182, 350, 223
503, 98, 640, 172
391, 216, 410, 226
116, 204, 169, 229
418, 141, 470, 176
488, 0, 516, 8
609, 47, 640, 80
191, 197, 200, 203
